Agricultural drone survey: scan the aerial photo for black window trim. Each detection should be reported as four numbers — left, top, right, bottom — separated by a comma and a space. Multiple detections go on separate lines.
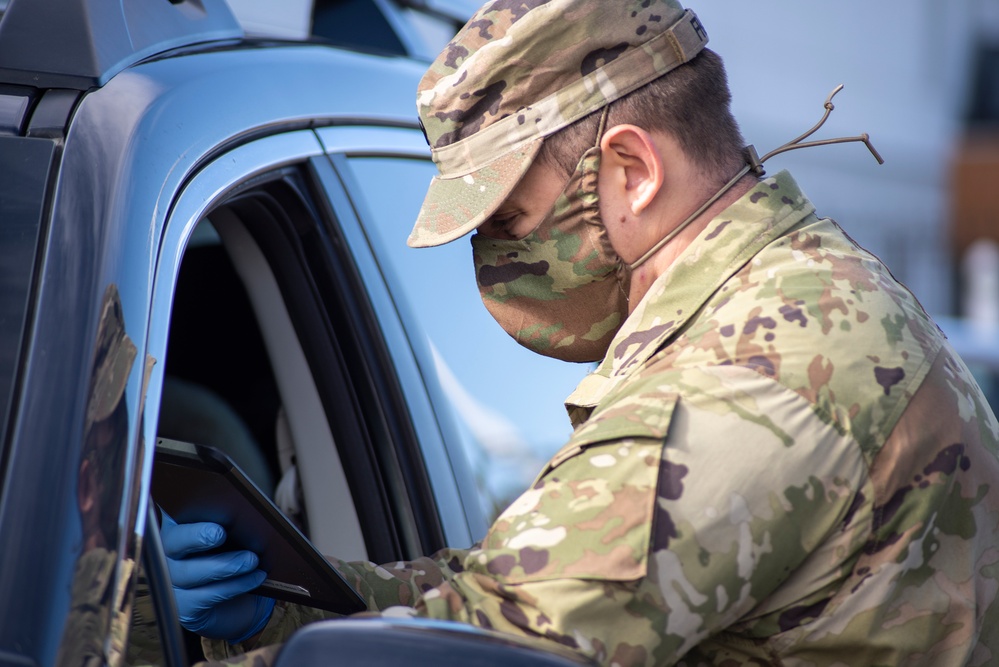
203, 165, 446, 561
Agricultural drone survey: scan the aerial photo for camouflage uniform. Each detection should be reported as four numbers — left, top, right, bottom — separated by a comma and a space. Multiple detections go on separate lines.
55, 548, 121, 667
204, 171, 999, 666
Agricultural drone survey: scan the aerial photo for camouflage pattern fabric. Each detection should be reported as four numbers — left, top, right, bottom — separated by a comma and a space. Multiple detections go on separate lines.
471, 147, 630, 363
409, 0, 708, 247
55, 549, 118, 667
204, 171, 999, 666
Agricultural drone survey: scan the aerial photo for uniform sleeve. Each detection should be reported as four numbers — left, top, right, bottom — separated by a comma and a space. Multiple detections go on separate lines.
631, 367, 869, 664
330, 548, 474, 611
199, 548, 473, 662
400, 367, 869, 667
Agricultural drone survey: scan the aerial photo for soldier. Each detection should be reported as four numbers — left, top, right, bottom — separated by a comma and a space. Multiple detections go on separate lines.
166, 0, 999, 665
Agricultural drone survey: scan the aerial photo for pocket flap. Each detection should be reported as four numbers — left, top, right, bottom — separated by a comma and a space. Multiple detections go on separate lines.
544, 386, 679, 476
477, 391, 678, 584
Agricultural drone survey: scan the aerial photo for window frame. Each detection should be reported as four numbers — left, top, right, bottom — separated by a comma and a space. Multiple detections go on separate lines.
314, 125, 488, 545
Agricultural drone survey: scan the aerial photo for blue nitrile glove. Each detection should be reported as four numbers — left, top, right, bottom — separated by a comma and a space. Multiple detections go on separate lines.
160, 512, 276, 643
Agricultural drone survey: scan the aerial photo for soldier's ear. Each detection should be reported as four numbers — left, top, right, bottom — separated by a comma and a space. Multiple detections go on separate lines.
599, 124, 664, 216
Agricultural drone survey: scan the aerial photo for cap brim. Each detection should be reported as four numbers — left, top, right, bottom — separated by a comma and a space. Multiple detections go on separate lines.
408, 137, 543, 248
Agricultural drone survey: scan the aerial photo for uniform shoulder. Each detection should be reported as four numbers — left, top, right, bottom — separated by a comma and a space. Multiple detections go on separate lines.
665, 216, 943, 457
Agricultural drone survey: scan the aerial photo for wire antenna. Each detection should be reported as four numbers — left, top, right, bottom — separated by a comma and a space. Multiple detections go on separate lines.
745, 84, 884, 177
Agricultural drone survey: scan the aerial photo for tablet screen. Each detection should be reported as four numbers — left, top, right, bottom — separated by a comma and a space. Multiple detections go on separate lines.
152, 438, 366, 615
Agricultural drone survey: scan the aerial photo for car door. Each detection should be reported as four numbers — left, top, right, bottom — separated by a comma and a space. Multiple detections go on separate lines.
135, 121, 488, 659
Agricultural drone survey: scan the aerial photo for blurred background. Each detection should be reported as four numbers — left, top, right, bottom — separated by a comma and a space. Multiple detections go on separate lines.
228, 0, 999, 514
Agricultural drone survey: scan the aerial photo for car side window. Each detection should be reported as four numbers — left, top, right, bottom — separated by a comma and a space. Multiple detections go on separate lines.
136, 166, 373, 663
159, 188, 372, 563
342, 156, 588, 514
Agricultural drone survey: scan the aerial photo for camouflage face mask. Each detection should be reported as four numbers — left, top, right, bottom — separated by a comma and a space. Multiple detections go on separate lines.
471, 143, 630, 363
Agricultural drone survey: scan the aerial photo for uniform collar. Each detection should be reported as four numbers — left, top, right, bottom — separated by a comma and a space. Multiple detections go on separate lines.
566, 170, 816, 415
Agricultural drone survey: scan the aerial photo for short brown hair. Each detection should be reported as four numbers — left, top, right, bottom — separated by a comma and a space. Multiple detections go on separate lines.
539, 49, 745, 186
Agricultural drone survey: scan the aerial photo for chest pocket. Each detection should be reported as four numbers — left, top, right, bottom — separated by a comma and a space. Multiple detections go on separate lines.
478, 390, 679, 584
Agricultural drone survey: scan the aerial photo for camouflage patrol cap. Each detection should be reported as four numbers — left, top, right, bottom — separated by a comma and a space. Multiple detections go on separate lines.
408, 0, 709, 248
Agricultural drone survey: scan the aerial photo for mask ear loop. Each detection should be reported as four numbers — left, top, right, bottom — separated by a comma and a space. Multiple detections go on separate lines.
745, 84, 884, 177
594, 105, 611, 147
628, 163, 751, 270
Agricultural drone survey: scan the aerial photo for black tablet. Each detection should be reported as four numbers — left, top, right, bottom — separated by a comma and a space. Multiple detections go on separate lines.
152, 437, 366, 615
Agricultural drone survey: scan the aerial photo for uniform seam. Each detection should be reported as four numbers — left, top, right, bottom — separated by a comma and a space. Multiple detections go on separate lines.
872, 334, 942, 450
863, 344, 942, 556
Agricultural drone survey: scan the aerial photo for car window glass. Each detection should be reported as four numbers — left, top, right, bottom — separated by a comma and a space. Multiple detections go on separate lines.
311, 0, 406, 56
345, 157, 589, 511
0, 138, 51, 471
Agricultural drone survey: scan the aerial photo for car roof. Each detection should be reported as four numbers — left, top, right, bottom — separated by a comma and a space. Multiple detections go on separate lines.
0, 0, 244, 89
0, 0, 474, 91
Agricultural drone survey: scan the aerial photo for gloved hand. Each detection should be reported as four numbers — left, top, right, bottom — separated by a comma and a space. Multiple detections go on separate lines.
160, 512, 276, 643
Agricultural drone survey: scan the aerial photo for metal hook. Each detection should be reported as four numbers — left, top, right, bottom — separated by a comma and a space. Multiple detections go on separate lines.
745, 84, 885, 177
